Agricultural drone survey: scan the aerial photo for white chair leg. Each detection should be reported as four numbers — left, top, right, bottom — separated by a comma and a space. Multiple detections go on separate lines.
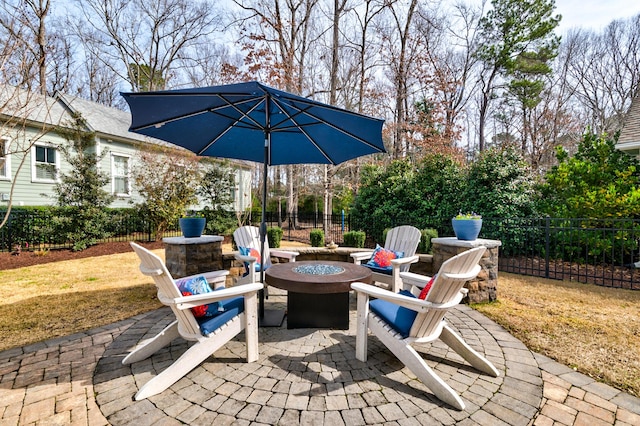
370, 317, 466, 410
355, 291, 370, 362
244, 293, 259, 362
440, 324, 500, 377
122, 321, 180, 365
134, 316, 245, 400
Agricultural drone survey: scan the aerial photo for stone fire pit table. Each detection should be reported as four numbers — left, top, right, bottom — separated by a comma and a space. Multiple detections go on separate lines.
265, 260, 372, 329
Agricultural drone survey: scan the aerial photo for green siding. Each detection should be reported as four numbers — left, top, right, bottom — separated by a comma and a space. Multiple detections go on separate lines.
1, 123, 251, 211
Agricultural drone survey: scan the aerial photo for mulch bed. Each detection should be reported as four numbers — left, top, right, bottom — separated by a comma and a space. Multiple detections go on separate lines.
0, 240, 164, 271
500, 255, 640, 290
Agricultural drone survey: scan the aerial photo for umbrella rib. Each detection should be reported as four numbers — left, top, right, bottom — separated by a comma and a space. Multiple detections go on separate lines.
196, 96, 267, 155
212, 94, 266, 130
270, 99, 336, 163
272, 98, 385, 156
128, 96, 264, 132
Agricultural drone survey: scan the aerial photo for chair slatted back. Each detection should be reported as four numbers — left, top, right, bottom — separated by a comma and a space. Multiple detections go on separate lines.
233, 226, 272, 268
409, 247, 486, 338
130, 242, 202, 340
385, 225, 421, 272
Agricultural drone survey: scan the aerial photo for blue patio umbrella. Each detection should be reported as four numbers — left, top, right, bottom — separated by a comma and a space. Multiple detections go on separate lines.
121, 81, 386, 324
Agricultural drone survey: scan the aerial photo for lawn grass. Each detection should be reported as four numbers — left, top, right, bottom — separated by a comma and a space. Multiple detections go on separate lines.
0, 250, 163, 351
472, 273, 640, 397
1, 248, 638, 397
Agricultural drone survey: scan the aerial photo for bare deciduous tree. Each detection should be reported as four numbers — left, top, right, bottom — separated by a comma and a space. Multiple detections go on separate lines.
0, 0, 54, 94
564, 16, 640, 135
74, 0, 220, 91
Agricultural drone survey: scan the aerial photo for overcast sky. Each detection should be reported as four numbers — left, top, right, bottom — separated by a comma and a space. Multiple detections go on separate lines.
554, 0, 640, 33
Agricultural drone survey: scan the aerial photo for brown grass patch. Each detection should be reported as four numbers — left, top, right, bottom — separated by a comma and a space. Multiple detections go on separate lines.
0, 250, 164, 351
472, 272, 640, 396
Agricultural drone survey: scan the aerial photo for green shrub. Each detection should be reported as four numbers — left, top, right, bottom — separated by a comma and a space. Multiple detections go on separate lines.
418, 228, 438, 253
202, 209, 237, 236
310, 229, 325, 247
344, 231, 366, 248
538, 132, 640, 218
267, 227, 283, 248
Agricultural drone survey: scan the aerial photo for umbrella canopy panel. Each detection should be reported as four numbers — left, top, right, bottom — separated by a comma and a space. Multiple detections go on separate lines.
123, 81, 386, 166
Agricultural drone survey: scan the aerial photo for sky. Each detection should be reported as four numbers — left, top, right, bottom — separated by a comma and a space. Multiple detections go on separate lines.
554, 0, 640, 33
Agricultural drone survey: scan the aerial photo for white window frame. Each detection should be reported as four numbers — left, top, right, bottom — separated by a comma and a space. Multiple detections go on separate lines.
0, 137, 10, 181
111, 152, 131, 196
31, 143, 59, 183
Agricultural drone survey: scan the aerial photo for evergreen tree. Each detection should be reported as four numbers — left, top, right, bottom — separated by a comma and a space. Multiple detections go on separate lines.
475, 0, 561, 151
54, 113, 114, 250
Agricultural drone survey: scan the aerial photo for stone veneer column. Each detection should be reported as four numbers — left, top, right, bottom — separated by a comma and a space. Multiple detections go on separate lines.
431, 237, 501, 303
163, 235, 224, 279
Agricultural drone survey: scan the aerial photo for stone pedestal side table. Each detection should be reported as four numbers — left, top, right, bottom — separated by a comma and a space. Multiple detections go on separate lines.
431, 237, 502, 303
163, 235, 224, 279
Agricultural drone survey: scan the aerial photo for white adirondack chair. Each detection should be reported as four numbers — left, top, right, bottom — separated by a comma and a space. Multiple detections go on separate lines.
125, 242, 262, 400
233, 225, 299, 286
351, 246, 499, 410
351, 225, 421, 293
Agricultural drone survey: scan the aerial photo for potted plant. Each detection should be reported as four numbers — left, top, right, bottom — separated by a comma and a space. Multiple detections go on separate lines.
179, 210, 206, 238
451, 212, 482, 241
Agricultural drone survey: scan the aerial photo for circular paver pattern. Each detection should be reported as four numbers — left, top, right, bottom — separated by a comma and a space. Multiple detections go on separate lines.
94, 291, 543, 425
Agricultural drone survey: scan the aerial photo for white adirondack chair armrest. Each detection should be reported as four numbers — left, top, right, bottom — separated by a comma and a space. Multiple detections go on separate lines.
270, 249, 299, 260
400, 271, 431, 289
440, 264, 482, 281
390, 255, 419, 266
351, 282, 462, 313
351, 251, 373, 264
234, 253, 258, 264
174, 282, 263, 310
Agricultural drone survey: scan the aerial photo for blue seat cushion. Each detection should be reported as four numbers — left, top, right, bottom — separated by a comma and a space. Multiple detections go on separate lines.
364, 264, 393, 275
197, 296, 245, 336
241, 263, 270, 277
369, 290, 417, 338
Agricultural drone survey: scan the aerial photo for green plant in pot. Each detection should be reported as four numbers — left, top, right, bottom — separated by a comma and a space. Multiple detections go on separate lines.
179, 210, 206, 238
451, 212, 482, 241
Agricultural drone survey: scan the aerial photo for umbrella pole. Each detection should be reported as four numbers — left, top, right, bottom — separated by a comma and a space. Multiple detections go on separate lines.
259, 125, 286, 327
259, 149, 267, 319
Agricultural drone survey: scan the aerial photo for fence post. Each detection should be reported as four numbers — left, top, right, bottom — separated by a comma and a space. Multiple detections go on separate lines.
545, 216, 550, 279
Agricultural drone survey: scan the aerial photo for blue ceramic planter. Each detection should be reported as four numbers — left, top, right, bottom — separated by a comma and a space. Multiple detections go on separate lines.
179, 217, 206, 238
452, 218, 482, 241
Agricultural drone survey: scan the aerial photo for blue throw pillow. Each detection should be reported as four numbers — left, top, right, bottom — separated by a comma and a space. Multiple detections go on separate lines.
366, 244, 404, 271
369, 290, 417, 338
239, 245, 262, 275
175, 275, 223, 318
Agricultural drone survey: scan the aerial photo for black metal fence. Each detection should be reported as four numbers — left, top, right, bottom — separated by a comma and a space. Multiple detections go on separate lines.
2, 209, 639, 289
486, 217, 640, 290
0, 209, 181, 252
265, 213, 640, 290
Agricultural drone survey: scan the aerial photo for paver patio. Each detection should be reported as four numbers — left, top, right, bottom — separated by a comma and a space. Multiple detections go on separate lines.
1, 288, 638, 425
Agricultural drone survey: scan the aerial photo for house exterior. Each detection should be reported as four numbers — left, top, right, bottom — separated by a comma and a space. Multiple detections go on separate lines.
616, 92, 640, 158
0, 86, 252, 211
